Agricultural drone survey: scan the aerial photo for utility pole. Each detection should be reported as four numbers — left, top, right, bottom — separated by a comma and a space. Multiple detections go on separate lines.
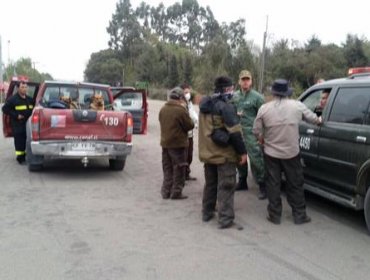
258, 16, 268, 94
32, 61, 39, 70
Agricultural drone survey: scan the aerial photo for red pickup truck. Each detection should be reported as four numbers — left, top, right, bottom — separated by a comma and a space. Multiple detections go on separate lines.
2, 78, 148, 171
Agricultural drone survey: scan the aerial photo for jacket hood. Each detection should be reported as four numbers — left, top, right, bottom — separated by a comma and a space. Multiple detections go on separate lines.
200, 94, 222, 113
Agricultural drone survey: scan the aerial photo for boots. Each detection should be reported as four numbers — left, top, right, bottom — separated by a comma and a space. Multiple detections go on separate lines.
258, 182, 267, 200
235, 176, 248, 191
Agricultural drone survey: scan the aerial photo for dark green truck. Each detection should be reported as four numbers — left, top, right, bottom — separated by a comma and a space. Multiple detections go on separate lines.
298, 68, 370, 233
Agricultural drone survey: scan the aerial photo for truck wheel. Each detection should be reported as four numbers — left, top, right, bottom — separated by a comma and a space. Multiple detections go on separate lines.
109, 158, 126, 171
365, 187, 370, 234
26, 140, 43, 172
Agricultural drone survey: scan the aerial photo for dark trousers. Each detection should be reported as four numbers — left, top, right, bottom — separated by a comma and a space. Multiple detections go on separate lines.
185, 137, 193, 177
13, 128, 27, 161
161, 148, 187, 197
264, 154, 307, 220
202, 162, 236, 226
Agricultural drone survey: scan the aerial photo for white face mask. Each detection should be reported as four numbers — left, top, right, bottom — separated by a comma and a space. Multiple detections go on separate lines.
185, 92, 191, 101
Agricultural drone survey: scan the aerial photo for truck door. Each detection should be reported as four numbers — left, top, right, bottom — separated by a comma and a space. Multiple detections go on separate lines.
2, 78, 40, 137
113, 89, 148, 134
298, 89, 324, 183
318, 86, 370, 196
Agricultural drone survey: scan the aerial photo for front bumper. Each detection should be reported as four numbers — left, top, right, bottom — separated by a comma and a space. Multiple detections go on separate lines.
31, 140, 132, 159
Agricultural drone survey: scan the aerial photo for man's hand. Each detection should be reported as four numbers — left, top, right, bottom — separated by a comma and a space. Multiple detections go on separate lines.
17, 114, 24, 120
257, 136, 264, 145
239, 154, 248, 165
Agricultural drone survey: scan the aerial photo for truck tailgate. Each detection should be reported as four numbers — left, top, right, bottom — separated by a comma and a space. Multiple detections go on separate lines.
38, 109, 128, 141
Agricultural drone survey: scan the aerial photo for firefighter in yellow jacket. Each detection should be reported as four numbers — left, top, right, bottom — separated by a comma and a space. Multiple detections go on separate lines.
2, 81, 34, 164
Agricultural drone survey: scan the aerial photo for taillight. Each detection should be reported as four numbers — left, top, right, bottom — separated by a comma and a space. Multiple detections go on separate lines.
31, 110, 40, 141
126, 114, 133, 142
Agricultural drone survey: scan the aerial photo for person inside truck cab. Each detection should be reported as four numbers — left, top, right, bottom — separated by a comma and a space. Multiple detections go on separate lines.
314, 89, 331, 117
2, 81, 34, 164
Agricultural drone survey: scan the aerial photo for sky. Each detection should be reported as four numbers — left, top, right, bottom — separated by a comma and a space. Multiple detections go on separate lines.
1, 0, 369, 81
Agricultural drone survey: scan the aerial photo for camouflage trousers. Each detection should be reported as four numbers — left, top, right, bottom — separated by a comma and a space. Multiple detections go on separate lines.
202, 162, 236, 226
238, 130, 265, 184
161, 148, 187, 198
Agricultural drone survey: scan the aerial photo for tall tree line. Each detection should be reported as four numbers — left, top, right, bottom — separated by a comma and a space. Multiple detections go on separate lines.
84, 0, 370, 96
2, 58, 53, 83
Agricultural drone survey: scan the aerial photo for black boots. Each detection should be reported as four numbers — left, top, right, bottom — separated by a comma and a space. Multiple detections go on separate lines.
258, 182, 267, 200
235, 176, 248, 191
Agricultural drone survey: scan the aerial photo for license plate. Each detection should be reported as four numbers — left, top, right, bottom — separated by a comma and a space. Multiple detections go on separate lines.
71, 142, 96, 151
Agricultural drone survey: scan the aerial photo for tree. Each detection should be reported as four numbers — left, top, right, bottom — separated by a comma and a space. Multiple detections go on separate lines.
167, 55, 179, 87
342, 34, 368, 67
135, 44, 167, 85
4, 58, 53, 82
84, 49, 123, 85
107, 0, 143, 61
183, 55, 193, 84
305, 35, 322, 53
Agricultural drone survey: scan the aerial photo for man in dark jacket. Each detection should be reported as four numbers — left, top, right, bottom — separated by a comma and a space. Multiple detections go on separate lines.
2, 81, 34, 164
198, 76, 248, 229
159, 87, 194, 200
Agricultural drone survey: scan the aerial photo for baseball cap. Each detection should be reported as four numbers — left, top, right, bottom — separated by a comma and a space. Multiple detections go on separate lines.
239, 70, 252, 80
169, 87, 184, 100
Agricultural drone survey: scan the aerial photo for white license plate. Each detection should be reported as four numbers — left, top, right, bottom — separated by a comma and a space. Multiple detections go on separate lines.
71, 142, 96, 151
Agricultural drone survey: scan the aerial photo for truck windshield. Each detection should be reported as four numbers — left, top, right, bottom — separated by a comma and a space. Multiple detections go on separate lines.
41, 86, 111, 110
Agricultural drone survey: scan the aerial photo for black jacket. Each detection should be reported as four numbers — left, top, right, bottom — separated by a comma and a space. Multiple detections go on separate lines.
2, 93, 34, 132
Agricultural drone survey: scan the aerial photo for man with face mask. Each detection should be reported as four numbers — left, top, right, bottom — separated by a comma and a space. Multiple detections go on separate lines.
198, 76, 248, 229
181, 83, 198, 181
232, 70, 266, 199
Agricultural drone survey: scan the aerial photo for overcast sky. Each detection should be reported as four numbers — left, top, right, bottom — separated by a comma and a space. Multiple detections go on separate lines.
1, 0, 369, 81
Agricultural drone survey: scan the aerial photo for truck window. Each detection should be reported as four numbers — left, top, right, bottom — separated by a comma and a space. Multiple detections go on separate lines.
43, 86, 60, 102
328, 87, 370, 124
115, 92, 143, 109
41, 86, 111, 110
79, 88, 111, 109
12, 84, 38, 99
301, 90, 322, 112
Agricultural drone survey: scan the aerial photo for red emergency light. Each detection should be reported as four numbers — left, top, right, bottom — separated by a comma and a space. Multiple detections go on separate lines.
11, 75, 29, 82
348, 67, 370, 76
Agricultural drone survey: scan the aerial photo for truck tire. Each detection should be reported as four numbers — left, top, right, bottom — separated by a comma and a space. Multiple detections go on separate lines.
26, 140, 43, 172
109, 158, 126, 171
365, 187, 370, 234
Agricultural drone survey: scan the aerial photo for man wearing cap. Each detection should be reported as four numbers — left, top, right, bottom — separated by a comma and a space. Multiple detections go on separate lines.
233, 70, 266, 199
199, 76, 248, 229
253, 79, 321, 225
159, 87, 194, 200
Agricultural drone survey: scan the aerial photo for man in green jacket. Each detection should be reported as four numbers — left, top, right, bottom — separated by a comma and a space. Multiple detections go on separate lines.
159, 87, 194, 200
233, 70, 266, 199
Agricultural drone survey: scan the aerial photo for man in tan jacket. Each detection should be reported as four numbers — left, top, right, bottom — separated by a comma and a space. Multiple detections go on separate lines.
253, 79, 321, 225
199, 76, 248, 229
159, 87, 194, 200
